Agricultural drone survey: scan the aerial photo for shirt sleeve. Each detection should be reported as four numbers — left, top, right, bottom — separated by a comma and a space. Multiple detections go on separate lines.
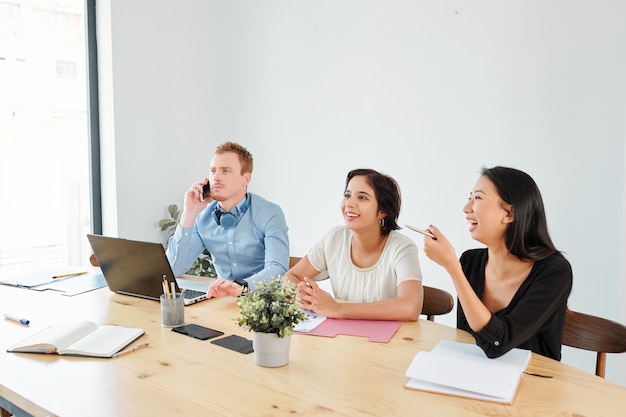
307, 226, 339, 273
165, 224, 206, 277
391, 234, 423, 284
243, 204, 290, 291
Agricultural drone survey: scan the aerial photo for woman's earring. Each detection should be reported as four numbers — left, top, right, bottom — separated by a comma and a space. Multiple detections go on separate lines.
380, 218, 385, 228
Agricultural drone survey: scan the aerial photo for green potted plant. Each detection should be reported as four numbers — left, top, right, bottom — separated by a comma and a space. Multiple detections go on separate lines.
236, 276, 305, 367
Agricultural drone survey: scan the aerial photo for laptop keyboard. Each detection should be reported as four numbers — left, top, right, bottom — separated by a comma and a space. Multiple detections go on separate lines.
183, 288, 206, 299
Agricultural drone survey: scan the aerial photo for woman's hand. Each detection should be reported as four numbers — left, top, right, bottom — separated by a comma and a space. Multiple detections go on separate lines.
423, 225, 459, 272
296, 278, 338, 317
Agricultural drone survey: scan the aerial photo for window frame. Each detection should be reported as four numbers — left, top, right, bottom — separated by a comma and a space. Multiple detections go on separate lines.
85, 0, 102, 235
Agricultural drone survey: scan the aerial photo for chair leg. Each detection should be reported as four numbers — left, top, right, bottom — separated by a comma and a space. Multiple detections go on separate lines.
596, 352, 606, 378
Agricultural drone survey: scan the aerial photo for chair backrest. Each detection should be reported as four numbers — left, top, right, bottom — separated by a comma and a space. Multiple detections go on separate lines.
561, 308, 626, 378
289, 256, 302, 269
421, 285, 454, 322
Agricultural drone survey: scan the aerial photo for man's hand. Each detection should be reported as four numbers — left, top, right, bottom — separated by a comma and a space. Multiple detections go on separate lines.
207, 278, 245, 298
179, 178, 211, 228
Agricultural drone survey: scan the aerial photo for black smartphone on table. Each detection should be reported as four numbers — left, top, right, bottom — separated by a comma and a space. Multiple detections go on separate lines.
172, 324, 223, 340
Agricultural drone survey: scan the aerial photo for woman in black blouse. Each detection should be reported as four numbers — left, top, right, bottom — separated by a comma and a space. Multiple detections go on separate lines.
423, 166, 572, 360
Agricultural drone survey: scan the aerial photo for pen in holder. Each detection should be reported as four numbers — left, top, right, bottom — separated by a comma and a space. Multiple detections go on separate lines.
160, 292, 184, 328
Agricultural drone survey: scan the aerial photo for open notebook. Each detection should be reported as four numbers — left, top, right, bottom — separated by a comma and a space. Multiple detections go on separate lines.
7, 321, 144, 358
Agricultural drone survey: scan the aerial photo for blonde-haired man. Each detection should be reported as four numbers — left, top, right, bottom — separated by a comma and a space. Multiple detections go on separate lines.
167, 142, 289, 297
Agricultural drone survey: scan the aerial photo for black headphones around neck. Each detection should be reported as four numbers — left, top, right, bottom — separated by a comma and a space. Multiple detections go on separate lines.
212, 194, 250, 228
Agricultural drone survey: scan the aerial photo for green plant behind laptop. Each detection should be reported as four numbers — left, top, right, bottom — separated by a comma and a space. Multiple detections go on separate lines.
158, 204, 216, 278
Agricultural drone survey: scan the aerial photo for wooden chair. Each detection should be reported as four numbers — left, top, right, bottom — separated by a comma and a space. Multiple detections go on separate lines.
289, 256, 302, 269
421, 285, 454, 322
561, 308, 626, 378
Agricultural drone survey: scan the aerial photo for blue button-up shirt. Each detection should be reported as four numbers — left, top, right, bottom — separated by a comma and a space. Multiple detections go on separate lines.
166, 193, 289, 290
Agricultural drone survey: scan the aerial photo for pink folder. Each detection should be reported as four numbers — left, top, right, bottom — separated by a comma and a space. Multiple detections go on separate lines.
296, 318, 402, 343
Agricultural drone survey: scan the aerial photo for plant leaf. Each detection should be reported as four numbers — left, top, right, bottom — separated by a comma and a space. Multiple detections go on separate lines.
167, 204, 180, 219
159, 220, 175, 231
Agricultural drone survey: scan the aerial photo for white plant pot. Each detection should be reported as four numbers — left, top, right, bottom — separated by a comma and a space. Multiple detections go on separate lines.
252, 332, 291, 367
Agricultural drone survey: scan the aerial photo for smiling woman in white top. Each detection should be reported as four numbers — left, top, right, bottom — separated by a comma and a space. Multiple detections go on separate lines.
285, 168, 424, 321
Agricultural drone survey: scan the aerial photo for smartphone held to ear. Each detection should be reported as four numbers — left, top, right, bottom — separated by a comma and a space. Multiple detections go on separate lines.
201, 183, 211, 202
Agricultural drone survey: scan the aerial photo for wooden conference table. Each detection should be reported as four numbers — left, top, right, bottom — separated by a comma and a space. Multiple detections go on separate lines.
1, 280, 626, 417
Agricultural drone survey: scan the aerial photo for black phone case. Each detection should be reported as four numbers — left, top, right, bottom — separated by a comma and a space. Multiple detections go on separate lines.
210, 334, 254, 354
172, 324, 224, 340
202, 183, 211, 199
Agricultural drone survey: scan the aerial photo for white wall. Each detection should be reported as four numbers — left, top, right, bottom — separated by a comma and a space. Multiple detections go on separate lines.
99, 0, 626, 385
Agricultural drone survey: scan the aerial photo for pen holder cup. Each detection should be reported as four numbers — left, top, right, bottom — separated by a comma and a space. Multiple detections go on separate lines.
160, 293, 185, 328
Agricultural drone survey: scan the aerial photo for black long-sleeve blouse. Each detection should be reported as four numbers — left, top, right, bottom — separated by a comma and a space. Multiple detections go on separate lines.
457, 249, 573, 361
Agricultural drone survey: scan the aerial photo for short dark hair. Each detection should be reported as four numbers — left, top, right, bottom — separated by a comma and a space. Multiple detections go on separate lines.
481, 166, 558, 260
345, 168, 401, 235
215, 141, 253, 174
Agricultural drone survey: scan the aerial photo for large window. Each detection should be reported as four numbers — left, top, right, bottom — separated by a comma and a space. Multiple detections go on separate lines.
0, 0, 95, 270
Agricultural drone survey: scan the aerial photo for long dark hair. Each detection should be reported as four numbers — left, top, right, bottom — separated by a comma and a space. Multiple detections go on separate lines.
481, 166, 558, 260
345, 168, 401, 235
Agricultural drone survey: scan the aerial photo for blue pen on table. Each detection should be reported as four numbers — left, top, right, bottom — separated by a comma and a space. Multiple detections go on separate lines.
3, 313, 30, 325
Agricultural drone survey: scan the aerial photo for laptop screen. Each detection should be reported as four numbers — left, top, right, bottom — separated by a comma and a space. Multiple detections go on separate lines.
87, 234, 180, 300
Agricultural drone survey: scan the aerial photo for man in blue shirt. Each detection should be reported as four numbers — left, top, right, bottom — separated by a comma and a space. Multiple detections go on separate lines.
166, 141, 289, 297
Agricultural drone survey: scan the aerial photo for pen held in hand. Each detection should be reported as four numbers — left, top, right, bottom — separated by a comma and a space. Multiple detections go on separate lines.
404, 224, 437, 239
112, 342, 150, 358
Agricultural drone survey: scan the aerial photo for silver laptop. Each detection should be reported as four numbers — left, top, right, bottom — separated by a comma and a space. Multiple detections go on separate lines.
86, 234, 208, 305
